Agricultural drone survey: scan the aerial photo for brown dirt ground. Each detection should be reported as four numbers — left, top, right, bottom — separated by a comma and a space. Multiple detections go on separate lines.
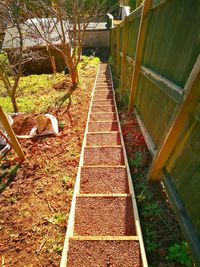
0, 67, 96, 266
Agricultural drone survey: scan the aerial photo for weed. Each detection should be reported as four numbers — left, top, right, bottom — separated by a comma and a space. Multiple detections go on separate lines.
59, 121, 65, 129
7, 196, 17, 204
49, 212, 68, 225
146, 240, 160, 253
43, 235, 63, 254
142, 202, 164, 218
62, 175, 71, 185
129, 152, 143, 168
166, 242, 193, 267
136, 190, 146, 202
67, 188, 74, 198
0, 164, 20, 193
52, 243, 63, 253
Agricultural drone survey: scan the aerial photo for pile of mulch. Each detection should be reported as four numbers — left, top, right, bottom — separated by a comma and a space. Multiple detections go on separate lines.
0, 69, 96, 266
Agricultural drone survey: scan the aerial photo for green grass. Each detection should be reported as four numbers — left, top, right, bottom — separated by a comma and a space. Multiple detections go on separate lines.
0, 73, 66, 113
0, 56, 99, 113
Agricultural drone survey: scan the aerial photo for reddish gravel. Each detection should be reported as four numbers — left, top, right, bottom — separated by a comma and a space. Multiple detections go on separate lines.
74, 196, 136, 236
80, 166, 129, 194
93, 94, 114, 100
91, 105, 115, 113
90, 112, 117, 122
84, 146, 124, 165
88, 121, 119, 132
92, 100, 114, 105
68, 240, 141, 267
86, 132, 121, 146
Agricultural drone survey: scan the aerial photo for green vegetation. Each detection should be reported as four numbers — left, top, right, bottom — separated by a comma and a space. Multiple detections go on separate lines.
166, 242, 193, 267
49, 212, 68, 225
0, 73, 66, 113
129, 151, 143, 168
0, 56, 99, 113
0, 164, 20, 193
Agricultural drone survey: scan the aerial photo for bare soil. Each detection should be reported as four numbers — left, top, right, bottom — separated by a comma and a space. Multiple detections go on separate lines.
74, 196, 135, 236
67, 239, 141, 267
80, 166, 129, 194
0, 66, 96, 266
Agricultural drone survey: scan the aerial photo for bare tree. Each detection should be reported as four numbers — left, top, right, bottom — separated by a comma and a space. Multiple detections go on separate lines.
0, 0, 47, 112
22, 0, 114, 86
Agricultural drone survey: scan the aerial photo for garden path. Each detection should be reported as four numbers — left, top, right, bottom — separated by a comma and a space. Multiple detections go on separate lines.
61, 64, 147, 267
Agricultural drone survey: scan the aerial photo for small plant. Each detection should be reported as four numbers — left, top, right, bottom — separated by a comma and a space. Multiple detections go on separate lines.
7, 196, 17, 204
129, 152, 143, 168
146, 240, 160, 253
142, 202, 164, 217
49, 212, 68, 225
52, 243, 63, 253
62, 175, 71, 185
165, 242, 193, 267
67, 188, 74, 198
59, 121, 65, 129
62, 175, 73, 190
136, 190, 146, 202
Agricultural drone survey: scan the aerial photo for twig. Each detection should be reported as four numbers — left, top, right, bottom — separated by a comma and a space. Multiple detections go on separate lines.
45, 194, 57, 213
36, 230, 50, 255
1, 255, 5, 267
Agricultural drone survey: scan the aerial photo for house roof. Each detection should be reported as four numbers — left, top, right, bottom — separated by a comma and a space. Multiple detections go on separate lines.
2, 18, 69, 49
2, 18, 108, 49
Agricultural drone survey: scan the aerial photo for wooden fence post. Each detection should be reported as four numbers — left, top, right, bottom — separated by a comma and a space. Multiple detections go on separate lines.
121, 16, 129, 90
148, 55, 200, 182
116, 27, 121, 76
128, 0, 152, 113
0, 106, 26, 161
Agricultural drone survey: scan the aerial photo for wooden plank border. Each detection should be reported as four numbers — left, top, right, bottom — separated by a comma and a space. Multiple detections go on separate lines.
70, 236, 139, 241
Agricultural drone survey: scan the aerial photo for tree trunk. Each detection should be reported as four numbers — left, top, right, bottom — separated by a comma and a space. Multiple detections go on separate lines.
70, 67, 79, 87
11, 94, 18, 113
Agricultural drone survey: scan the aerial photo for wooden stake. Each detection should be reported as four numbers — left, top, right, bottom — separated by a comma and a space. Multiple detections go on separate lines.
0, 106, 25, 161
116, 28, 120, 76
128, 0, 152, 113
148, 55, 200, 182
121, 16, 129, 90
